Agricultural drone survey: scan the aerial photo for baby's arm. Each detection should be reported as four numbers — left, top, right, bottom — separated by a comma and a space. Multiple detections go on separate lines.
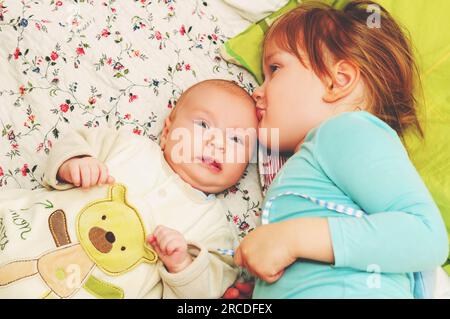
154, 224, 238, 299
57, 156, 115, 189
147, 226, 193, 273
44, 128, 129, 190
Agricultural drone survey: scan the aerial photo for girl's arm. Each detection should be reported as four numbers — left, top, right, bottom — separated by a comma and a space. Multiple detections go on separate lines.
234, 216, 334, 283
307, 114, 448, 272
236, 114, 448, 282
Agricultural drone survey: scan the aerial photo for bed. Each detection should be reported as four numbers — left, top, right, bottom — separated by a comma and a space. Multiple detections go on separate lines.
0, 0, 263, 245
1, 0, 449, 299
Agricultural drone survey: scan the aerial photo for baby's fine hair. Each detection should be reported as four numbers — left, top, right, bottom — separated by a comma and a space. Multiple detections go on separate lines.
265, 0, 423, 138
171, 79, 254, 119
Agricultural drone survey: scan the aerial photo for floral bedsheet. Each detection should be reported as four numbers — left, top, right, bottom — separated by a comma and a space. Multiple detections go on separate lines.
0, 0, 261, 240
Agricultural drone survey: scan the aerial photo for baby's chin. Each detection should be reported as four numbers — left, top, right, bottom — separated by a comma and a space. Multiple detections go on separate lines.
194, 184, 227, 195
193, 169, 231, 192
193, 168, 246, 195
189, 177, 229, 195
172, 164, 228, 194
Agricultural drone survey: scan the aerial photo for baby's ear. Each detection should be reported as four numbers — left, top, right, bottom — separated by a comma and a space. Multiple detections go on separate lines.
160, 117, 172, 150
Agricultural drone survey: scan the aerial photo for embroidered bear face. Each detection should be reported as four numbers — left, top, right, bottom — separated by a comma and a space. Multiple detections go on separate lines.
76, 184, 157, 275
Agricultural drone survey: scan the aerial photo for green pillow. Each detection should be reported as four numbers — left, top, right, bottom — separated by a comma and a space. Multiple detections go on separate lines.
221, 0, 301, 84
221, 0, 347, 84
222, 0, 450, 273
378, 0, 450, 274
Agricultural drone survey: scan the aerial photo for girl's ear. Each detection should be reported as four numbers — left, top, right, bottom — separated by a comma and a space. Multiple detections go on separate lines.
159, 117, 172, 150
322, 60, 360, 103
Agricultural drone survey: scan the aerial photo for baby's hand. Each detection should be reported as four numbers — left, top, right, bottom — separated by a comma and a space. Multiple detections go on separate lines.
147, 226, 192, 273
57, 156, 115, 189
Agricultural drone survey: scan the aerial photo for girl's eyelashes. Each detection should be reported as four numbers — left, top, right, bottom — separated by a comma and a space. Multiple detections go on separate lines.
194, 119, 209, 129
269, 64, 280, 73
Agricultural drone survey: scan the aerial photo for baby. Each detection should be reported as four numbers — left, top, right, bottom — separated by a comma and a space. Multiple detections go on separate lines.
0, 79, 257, 299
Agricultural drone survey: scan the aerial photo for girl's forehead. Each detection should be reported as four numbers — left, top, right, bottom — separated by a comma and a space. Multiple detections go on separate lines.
263, 40, 283, 57
263, 39, 310, 68
263, 46, 288, 67
263, 40, 297, 59
262, 45, 295, 67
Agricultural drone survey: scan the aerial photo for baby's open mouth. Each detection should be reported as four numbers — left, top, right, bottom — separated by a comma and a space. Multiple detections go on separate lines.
199, 156, 222, 173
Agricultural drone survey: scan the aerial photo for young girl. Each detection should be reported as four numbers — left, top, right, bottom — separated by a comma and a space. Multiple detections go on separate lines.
234, 0, 449, 298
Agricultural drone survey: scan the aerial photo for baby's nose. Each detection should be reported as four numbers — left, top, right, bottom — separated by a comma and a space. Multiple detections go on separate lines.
209, 135, 225, 151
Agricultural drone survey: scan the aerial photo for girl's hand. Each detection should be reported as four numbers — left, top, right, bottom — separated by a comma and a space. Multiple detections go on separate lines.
147, 226, 193, 273
57, 156, 115, 189
234, 218, 334, 283
234, 222, 298, 283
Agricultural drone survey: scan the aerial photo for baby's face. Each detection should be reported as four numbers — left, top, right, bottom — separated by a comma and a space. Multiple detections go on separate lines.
161, 85, 257, 194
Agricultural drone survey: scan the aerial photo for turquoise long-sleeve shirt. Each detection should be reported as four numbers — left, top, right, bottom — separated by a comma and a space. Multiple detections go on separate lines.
254, 111, 448, 299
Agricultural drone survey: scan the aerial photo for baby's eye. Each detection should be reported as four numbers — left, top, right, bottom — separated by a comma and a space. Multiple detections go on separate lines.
194, 120, 209, 129
229, 136, 243, 145
269, 64, 279, 73
101, 215, 107, 220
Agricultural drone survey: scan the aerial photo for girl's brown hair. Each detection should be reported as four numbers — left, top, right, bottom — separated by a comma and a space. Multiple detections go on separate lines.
265, 0, 423, 138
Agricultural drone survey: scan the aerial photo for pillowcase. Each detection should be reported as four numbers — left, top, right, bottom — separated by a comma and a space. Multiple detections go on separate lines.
222, 0, 450, 273
222, 0, 290, 23
0, 0, 262, 245
377, 0, 450, 274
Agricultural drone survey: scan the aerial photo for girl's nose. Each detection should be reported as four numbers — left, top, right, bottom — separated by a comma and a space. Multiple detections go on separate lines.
252, 86, 266, 109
